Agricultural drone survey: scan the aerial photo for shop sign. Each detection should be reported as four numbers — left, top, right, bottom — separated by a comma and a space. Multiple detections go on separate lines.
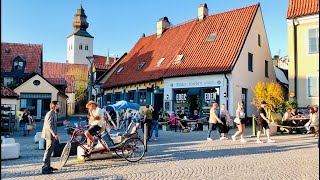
176, 94, 187, 103
169, 79, 223, 88
204, 93, 216, 104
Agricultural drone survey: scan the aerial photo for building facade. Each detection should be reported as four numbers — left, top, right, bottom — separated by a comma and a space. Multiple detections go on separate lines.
1, 43, 43, 88
102, 3, 276, 118
13, 73, 68, 120
287, 0, 319, 107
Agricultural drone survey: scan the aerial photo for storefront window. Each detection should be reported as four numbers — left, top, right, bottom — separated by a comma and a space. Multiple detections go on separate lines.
128, 91, 135, 103
202, 88, 219, 107
138, 91, 147, 104
115, 93, 121, 102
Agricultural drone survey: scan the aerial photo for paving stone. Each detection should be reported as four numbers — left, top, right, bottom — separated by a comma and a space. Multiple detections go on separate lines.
1, 115, 319, 180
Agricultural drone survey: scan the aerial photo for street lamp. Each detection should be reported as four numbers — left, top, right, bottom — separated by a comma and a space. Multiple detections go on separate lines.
86, 56, 95, 102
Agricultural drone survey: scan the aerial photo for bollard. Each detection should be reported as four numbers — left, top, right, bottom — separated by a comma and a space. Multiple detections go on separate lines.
144, 123, 148, 152
251, 116, 257, 137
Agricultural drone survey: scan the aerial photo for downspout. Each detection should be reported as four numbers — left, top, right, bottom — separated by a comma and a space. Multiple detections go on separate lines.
224, 73, 229, 110
293, 18, 299, 102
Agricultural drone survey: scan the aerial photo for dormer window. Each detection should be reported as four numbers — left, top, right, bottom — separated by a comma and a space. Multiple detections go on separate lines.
172, 55, 184, 64
12, 55, 26, 72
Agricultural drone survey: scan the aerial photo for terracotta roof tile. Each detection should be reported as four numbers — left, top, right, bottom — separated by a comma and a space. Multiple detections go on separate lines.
43, 62, 88, 93
46, 78, 67, 86
1, 83, 19, 97
103, 4, 259, 88
287, 0, 319, 18
1, 42, 42, 74
93, 55, 116, 70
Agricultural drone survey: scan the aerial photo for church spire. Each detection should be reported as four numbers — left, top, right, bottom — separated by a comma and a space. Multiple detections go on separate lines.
72, 3, 89, 31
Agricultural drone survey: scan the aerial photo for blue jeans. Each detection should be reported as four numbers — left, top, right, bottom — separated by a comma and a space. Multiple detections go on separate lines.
150, 120, 158, 138
207, 123, 217, 138
21, 122, 28, 135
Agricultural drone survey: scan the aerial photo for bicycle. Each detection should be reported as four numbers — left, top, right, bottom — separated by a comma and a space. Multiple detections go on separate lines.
60, 123, 145, 167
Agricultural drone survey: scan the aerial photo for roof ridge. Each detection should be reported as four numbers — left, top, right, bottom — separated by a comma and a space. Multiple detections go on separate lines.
1, 42, 42, 46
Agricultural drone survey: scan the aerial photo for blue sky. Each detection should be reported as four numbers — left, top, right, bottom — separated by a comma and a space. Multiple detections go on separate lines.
2, 0, 289, 63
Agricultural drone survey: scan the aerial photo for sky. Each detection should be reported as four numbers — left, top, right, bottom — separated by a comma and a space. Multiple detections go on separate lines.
2, 0, 289, 63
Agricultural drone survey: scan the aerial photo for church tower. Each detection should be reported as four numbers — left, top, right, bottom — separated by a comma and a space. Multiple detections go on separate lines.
67, 3, 93, 65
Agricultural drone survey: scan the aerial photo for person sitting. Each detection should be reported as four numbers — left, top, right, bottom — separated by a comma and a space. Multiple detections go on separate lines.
291, 108, 298, 117
177, 110, 188, 127
305, 107, 319, 136
191, 110, 200, 120
170, 112, 185, 129
282, 108, 292, 122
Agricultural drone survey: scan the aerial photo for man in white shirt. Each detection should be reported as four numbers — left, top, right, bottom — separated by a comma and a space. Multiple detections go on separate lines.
85, 101, 104, 153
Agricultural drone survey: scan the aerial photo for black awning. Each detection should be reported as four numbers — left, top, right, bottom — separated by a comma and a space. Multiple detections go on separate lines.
187, 88, 201, 95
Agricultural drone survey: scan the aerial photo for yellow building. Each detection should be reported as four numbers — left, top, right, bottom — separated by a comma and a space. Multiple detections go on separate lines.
14, 73, 68, 120
287, 0, 319, 107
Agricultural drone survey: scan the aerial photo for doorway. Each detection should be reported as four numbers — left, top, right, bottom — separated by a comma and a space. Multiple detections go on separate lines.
154, 94, 164, 110
241, 88, 248, 118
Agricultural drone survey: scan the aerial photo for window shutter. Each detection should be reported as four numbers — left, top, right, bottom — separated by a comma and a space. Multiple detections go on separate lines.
103, 95, 107, 106
308, 76, 319, 97
146, 92, 151, 105
134, 91, 139, 104
111, 94, 115, 104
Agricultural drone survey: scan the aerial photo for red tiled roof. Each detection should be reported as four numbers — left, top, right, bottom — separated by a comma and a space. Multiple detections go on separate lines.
46, 78, 67, 86
43, 62, 88, 93
103, 4, 259, 88
287, 0, 319, 18
93, 55, 116, 70
1, 42, 42, 74
1, 83, 19, 97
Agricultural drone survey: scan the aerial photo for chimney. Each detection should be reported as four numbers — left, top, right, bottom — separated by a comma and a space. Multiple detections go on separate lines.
198, 3, 208, 21
157, 17, 170, 38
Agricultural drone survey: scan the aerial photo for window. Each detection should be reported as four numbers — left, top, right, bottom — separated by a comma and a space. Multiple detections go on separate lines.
79, 44, 83, 50
128, 91, 135, 103
106, 94, 111, 104
33, 80, 40, 86
117, 67, 124, 74
138, 91, 147, 104
207, 33, 217, 42
85, 45, 88, 51
258, 34, 261, 47
137, 62, 146, 71
248, 53, 253, 72
264, 60, 269, 78
156, 58, 165, 67
13, 61, 24, 71
115, 93, 121, 102
308, 28, 319, 54
172, 54, 184, 64
307, 75, 319, 97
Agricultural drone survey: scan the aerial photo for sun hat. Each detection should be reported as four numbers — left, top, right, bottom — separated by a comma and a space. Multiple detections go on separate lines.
86, 100, 98, 108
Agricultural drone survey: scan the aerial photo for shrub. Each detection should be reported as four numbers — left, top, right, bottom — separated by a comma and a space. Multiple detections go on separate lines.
252, 81, 284, 113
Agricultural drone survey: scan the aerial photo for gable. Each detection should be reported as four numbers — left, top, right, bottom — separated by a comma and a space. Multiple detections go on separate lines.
14, 74, 59, 95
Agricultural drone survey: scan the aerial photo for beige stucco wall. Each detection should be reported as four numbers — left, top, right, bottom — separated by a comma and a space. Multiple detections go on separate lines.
287, 14, 319, 107
66, 92, 75, 115
58, 94, 67, 118
14, 74, 68, 118
230, 7, 276, 117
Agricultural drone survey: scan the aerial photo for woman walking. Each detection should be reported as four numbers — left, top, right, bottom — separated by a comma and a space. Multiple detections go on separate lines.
232, 103, 247, 143
219, 104, 230, 140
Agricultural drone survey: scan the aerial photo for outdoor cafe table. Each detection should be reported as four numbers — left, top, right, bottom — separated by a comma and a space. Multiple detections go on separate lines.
284, 117, 310, 133
180, 118, 198, 131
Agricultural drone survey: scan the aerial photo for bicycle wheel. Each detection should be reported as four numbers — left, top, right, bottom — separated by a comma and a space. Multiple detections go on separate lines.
122, 138, 145, 162
115, 148, 124, 158
60, 141, 71, 167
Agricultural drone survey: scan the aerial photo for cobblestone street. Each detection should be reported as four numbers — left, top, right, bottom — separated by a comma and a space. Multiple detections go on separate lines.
1, 116, 319, 180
